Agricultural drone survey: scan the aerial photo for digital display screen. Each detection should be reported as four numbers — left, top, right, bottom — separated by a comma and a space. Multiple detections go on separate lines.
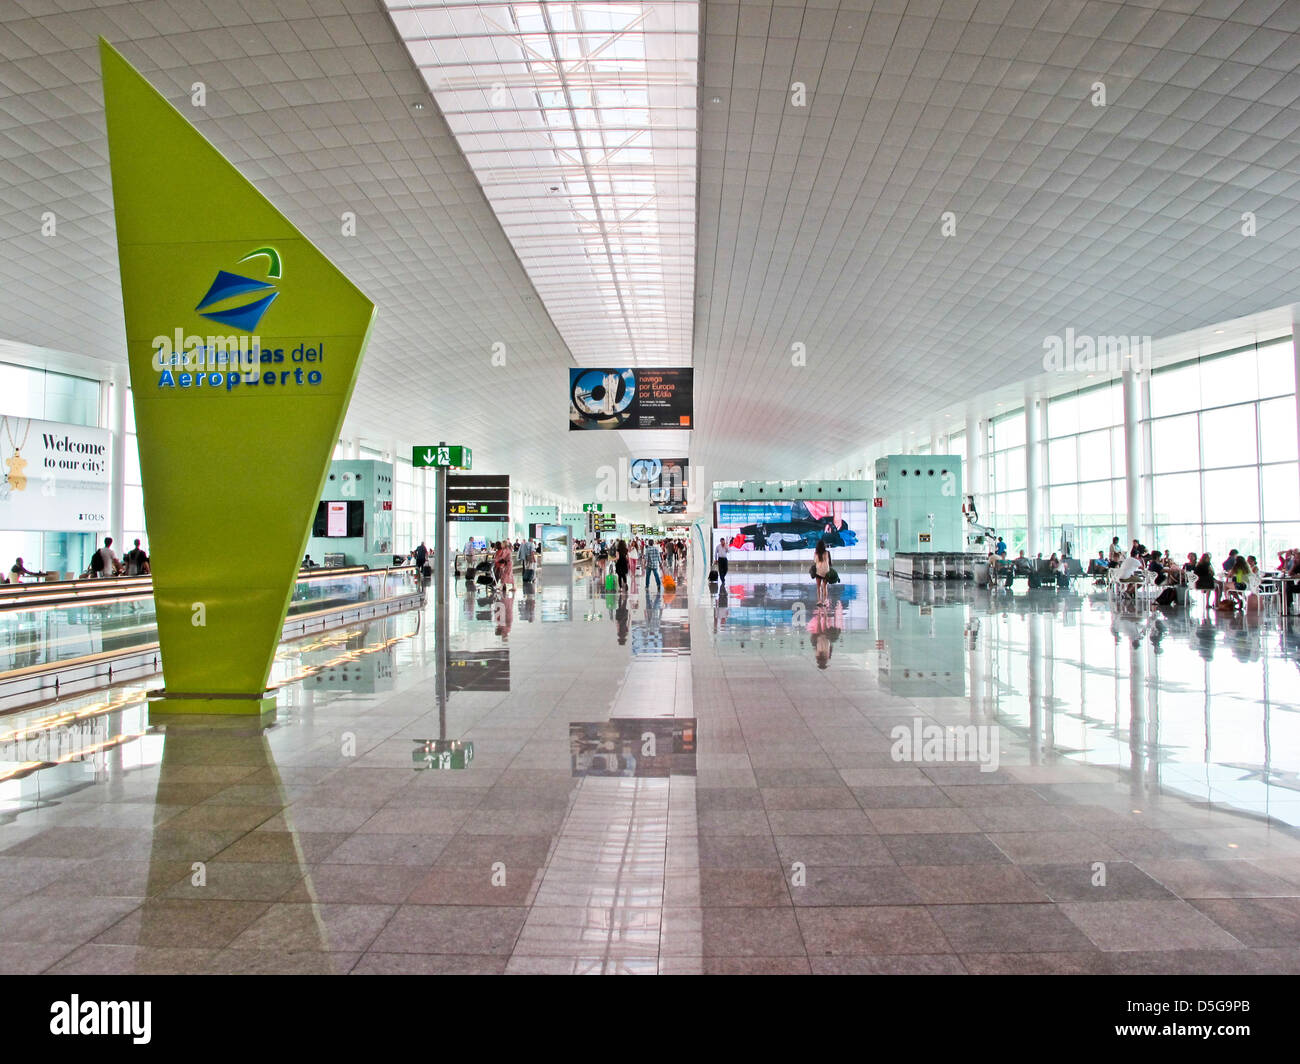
313, 500, 364, 538
713, 499, 868, 560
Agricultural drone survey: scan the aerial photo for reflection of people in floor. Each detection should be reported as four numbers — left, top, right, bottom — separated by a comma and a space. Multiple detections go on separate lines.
494, 594, 513, 639
615, 592, 629, 645
807, 599, 842, 669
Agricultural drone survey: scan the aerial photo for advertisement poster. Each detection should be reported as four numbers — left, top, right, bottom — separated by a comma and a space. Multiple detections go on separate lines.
629, 457, 689, 504
0, 415, 111, 532
714, 499, 868, 560
540, 523, 572, 564
326, 501, 348, 537
569, 368, 693, 430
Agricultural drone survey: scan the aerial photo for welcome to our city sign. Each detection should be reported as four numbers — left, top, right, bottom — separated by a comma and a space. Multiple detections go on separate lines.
101, 39, 376, 713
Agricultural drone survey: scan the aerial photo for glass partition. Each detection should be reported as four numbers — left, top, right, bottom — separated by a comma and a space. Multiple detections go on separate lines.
0, 568, 420, 676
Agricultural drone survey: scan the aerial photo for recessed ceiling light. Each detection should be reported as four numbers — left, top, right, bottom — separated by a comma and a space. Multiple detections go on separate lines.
710, 96, 722, 104
411, 101, 424, 111
1214, 329, 1224, 334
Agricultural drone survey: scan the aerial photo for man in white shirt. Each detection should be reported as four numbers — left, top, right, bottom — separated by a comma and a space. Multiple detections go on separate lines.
92, 537, 120, 578
1115, 549, 1143, 599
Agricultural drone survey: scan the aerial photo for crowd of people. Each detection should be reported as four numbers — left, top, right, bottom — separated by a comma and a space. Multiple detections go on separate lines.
3, 536, 149, 584
992, 532, 1300, 615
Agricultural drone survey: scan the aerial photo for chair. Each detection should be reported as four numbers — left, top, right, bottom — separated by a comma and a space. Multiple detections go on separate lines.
1254, 578, 1281, 615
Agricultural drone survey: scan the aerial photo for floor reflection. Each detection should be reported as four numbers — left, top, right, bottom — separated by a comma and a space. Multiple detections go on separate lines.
2, 560, 1299, 974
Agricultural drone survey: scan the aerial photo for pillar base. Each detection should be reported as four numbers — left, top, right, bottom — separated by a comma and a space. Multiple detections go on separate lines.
148, 691, 277, 720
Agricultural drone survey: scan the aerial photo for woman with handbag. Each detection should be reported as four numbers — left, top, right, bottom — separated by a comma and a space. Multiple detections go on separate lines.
812, 540, 832, 607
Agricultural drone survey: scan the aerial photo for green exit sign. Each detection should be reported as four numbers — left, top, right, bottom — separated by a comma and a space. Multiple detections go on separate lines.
583, 503, 603, 512
413, 445, 471, 469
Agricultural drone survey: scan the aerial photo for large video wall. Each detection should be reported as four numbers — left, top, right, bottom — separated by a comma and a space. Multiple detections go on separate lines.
714, 499, 869, 561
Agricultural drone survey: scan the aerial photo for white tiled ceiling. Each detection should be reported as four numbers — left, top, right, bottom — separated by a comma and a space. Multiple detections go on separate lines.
2, 0, 1300, 509
691, 0, 1300, 484
383, 0, 698, 368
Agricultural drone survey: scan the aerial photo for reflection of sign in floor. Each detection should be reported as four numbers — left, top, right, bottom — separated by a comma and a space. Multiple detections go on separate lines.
412, 739, 474, 770
569, 718, 696, 778
446, 649, 509, 692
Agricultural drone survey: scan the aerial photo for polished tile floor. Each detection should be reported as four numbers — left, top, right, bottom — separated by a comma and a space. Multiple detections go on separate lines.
2, 561, 1299, 974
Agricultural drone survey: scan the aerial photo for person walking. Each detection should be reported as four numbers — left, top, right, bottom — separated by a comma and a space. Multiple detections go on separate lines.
615, 539, 630, 591
90, 537, 120, 578
812, 539, 832, 606
715, 537, 729, 581
643, 538, 663, 592
410, 541, 428, 579
518, 538, 536, 583
493, 539, 515, 594
628, 539, 639, 577
123, 539, 150, 576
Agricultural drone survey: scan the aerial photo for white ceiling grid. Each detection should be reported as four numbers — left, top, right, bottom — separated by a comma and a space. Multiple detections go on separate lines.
383, 0, 699, 369
2, 1, 1300, 507
691, 0, 1300, 484
0, 0, 630, 503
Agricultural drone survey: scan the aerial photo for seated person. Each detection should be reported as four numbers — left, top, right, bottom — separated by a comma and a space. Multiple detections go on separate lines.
1285, 549, 1300, 608
1115, 548, 1144, 595
9, 557, 43, 583
1108, 537, 1124, 567
1192, 553, 1217, 602
1223, 556, 1252, 609
1087, 550, 1108, 576
1145, 551, 1167, 585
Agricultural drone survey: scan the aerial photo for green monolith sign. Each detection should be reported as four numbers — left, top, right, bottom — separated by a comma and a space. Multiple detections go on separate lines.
100, 39, 376, 714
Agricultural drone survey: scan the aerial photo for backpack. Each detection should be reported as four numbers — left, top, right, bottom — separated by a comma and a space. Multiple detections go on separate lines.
89, 549, 105, 574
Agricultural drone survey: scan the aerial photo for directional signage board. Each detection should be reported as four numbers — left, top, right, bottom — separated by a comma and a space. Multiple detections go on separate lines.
412, 444, 471, 469
412, 739, 474, 770
582, 503, 603, 512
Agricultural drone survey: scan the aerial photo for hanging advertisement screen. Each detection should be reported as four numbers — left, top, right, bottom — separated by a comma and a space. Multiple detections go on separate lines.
569, 368, 692, 430
714, 499, 869, 561
0, 416, 111, 532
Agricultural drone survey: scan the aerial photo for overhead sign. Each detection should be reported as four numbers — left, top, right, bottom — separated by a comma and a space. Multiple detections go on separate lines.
412, 444, 471, 469
569, 368, 693, 430
582, 503, 603, 512
0, 416, 111, 532
448, 474, 509, 522
101, 39, 376, 711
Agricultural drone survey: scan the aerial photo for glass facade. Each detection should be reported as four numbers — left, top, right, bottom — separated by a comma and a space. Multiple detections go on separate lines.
948, 337, 1298, 565
986, 409, 1028, 555
1146, 338, 1297, 563
1043, 381, 1125, 562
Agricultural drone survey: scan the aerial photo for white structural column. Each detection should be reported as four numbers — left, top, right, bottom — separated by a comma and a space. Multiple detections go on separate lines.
966, 413, 982, 500
1293, 308, 1300, 502
107, 370, 127, 550
1122, 365, 1142, 546
1025, 399, 1042, 555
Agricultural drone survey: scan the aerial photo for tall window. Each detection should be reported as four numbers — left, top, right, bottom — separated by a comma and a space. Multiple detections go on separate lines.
1147, 338, 1297, 561
986, 410, 1027, 554
1044, 382, 1125, 559
123, 391, 147, 551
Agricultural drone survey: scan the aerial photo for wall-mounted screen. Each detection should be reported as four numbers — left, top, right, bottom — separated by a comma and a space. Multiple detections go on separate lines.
313, 500, 364, 538
714, 499, 868, 560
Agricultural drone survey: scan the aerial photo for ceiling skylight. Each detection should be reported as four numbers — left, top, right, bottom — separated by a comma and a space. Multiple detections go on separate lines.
384, 1, 699, 367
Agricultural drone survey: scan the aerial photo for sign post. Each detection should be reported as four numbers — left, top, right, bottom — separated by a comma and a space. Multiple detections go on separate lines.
412, 441, 470, 605
431, 443, 449, 614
